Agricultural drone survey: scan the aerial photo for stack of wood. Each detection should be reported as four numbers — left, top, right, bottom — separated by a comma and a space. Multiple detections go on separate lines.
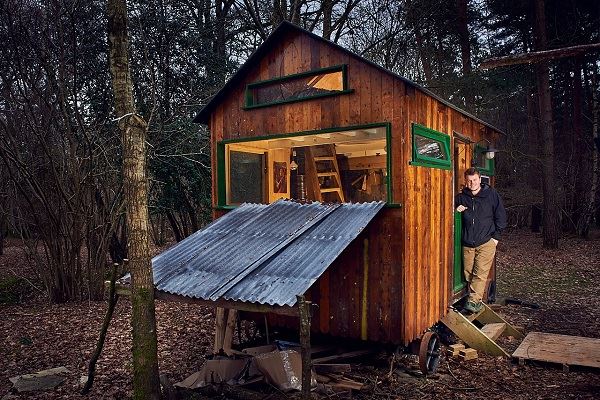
446, 343, 478, 361
314, 364, 364, 397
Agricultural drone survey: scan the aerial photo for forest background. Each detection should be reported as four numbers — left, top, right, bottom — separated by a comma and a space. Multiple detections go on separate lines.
1, 0, 599, 304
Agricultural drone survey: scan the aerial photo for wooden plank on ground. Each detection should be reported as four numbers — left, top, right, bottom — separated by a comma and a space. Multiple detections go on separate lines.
512, 332, 600, 369
313, 364, 351, 374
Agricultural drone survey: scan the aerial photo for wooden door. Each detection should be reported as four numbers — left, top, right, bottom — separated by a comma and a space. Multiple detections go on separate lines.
453, 139, 469, 294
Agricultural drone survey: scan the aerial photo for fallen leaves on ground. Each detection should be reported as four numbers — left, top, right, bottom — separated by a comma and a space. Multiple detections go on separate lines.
1, 229, 599, 399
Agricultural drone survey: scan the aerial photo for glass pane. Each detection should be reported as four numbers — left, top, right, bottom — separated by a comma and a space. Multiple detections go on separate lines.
474, 150, 487, 168
229, 151, 263, 204
415, 135, 447, 160
252, 70, 343, 105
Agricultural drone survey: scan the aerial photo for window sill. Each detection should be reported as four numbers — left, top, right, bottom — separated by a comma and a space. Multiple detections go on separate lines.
409, 161, 452, 171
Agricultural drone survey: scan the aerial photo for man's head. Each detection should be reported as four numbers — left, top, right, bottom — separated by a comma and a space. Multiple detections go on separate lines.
464, 167, 481, 193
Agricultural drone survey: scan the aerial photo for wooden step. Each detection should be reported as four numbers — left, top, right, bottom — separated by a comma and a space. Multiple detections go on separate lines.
442, 304, 524, 357
306, 144, 345, 202
480, 323, 506, 341
473, 304, 524, 339
441, 307, 509, 357
466, 307, 486, 322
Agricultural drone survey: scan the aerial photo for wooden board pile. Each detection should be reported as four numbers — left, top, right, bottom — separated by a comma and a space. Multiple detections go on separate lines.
314, 363, 364, 397
446, 343, 478, 361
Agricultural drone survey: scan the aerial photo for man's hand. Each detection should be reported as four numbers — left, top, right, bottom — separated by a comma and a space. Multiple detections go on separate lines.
456, 205, 467, 212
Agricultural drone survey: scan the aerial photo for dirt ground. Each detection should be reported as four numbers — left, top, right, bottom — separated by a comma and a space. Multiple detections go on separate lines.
1, 228, 599, 399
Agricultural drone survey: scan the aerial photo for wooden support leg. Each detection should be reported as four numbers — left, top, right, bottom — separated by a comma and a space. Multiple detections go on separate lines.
223, 309, 238, 355
214, 307, 226, 354
297, 295, 312, 400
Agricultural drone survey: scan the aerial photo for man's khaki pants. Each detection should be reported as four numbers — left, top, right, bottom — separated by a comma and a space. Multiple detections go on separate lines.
463, 239, 497, 303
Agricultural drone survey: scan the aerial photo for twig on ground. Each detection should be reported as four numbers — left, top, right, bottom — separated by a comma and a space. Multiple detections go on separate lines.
446, 361, 459, 382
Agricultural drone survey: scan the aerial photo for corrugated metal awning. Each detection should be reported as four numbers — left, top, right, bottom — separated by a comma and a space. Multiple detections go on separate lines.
150, 199, 385, 307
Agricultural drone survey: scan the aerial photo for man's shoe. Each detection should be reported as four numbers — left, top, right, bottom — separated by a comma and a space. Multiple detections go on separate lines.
463, 301, 483, 313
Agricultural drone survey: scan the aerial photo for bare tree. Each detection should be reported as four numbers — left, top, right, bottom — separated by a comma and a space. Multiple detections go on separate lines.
0, 0, 122, 301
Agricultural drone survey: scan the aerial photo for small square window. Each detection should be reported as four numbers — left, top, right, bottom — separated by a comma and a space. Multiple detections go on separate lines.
410, 124, 451, 170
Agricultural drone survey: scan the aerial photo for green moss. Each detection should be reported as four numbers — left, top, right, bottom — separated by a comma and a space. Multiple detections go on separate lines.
130, 286, 160, 399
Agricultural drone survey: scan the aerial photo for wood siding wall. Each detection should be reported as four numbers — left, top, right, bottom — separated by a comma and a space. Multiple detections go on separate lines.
209, 30, 499, 345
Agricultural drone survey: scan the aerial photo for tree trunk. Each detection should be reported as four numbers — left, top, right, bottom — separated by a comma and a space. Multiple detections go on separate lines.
534, 0, 560, 248
570, 61, 583, 230
166, 210, 183, 242
271, 0, 286, 26
107, 1, 160, 399
456, 0, 473, 108
456, 0, 472, 75
213, 0, 231, 85
414, 28, 434, 82
526, 84, 540, 190
322, 0, 333, 41
578, 68, 599, 236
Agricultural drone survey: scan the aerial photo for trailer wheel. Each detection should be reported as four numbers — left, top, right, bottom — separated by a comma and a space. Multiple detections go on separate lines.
418, 331, 441, 375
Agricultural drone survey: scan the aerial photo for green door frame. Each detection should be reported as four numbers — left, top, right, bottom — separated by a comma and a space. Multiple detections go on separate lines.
453, 212, 466, 292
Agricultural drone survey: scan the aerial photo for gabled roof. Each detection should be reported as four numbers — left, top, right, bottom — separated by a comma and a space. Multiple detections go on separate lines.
193, 21, 503, 134
149, 199, 385, 307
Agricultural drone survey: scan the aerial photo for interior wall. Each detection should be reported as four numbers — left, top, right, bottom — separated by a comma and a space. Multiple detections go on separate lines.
268, 148, 291, 202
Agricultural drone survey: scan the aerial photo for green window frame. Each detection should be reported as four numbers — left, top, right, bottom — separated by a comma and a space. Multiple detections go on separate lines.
244, 65, 352, 109
473, 144, 495, 176
410, 123, 451, 170
215, 123, 396, 209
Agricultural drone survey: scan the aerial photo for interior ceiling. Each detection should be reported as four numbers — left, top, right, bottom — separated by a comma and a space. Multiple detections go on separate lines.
236, 127, 387, 157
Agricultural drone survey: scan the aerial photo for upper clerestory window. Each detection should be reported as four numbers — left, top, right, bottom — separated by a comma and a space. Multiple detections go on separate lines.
244, 65, 352, 109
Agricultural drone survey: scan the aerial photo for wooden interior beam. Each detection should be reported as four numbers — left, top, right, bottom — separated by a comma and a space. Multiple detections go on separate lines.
347, 155, 387, 170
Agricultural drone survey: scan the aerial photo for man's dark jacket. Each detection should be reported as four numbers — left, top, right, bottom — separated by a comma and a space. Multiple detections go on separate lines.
455, 183, 507, 248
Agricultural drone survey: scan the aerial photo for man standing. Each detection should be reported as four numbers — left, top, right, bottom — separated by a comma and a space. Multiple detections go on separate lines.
456, 167, 507, 313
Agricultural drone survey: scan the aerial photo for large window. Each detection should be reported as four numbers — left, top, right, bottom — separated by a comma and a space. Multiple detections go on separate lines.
219, 125, 390, 206
245, 65, 350, 108
410, 123, 451, 170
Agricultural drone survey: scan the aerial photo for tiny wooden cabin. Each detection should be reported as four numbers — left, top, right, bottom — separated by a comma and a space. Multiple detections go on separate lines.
193, 22, 502, 346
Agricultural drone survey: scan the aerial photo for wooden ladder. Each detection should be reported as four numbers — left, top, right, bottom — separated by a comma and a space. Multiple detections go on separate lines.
305, 144, 345, 202
441, 303, 525, 356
